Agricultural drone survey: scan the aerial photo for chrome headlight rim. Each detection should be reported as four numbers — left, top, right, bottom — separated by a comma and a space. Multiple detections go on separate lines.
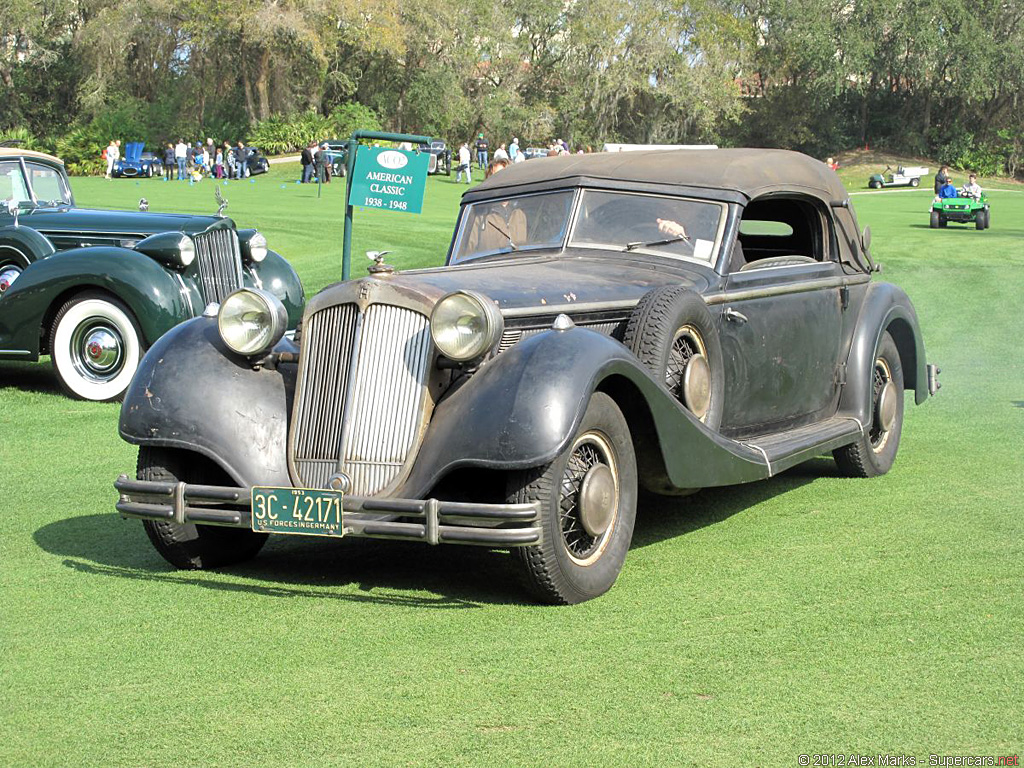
429, 290, 504, 362
217, 288, 288, 357
177, 234, 196, 267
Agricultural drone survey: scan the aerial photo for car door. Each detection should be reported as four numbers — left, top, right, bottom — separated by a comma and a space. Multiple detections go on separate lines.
716, 198, 844, 436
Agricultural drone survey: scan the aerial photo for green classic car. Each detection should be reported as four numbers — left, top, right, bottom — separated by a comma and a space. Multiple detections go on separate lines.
930, 192, 990, 230
0, 148, 304, 401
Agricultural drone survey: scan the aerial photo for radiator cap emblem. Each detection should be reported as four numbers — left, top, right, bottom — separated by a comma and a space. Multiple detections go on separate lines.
327, 473, 351, 493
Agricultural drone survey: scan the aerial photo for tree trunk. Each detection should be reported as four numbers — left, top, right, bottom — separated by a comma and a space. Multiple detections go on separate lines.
255, 48, 271, 120
241, 58, 257, 124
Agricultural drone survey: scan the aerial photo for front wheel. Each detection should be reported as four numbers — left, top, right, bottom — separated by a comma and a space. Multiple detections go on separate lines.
138, 447, 269, 569
833, 331, 904, 477
930, 210, 940, 229
508, 393, 638, 604
910, 177, 919, 187
50, 292, 143, 401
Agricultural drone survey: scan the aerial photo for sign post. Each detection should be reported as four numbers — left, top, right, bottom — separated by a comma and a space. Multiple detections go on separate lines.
342, 130, 431, 281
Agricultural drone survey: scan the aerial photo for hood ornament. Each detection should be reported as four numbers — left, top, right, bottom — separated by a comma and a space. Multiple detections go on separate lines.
138, 197, 149, 212
214, 186, 228, 217
367, 250, 395, 275
6, 198, 19, 227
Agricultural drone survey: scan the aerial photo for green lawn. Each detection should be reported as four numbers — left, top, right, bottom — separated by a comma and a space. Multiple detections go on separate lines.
1, 166, 1022, 766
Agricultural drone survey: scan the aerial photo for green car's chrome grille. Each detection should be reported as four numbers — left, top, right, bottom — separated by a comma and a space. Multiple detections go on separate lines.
291, 303, 433, 495
193, 228, 243, 304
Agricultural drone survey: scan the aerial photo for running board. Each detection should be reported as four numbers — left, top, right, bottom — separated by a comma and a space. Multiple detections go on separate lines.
742, 416, 864, 478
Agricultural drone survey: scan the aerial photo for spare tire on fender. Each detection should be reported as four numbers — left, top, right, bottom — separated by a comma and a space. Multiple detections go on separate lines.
623, 286, 725, 431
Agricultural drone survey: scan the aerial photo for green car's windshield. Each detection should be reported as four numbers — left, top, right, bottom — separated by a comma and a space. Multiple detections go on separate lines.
0, 161, 72, 209
0, 161, 32, 208
452, 191, 574, 262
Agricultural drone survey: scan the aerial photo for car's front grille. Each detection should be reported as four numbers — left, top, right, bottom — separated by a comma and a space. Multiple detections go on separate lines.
291, 303, 433, 495
193, 228, 243, 304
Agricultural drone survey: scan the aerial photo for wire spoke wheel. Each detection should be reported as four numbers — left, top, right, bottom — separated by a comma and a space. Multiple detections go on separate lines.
559, 432, 619, 566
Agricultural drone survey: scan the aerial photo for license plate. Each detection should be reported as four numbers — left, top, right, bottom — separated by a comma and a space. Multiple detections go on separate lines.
251, 486, 344, 537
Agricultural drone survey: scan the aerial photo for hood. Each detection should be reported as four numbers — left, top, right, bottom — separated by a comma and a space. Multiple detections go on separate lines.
125, 142, 144, 163
329, 252, 711, 316
22, 207, 231, 244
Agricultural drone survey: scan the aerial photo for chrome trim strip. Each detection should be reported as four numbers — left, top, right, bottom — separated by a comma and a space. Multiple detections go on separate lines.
742, 442, 773, 477
333, 310, 365, 476
705, 274, 869, 305
172, 272, 196, 318
0, 349, 33, 355
501, 299, 638, 318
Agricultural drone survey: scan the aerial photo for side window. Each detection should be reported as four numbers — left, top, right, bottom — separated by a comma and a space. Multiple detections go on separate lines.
26, 163, 70, 206
732, 197, 830, 272
0, 161, 31, 205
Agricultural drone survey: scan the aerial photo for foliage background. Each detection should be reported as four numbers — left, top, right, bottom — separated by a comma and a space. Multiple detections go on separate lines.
3, 0, 1024, 173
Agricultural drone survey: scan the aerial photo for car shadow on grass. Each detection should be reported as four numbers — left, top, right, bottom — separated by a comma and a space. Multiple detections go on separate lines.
34, 457, 839, 607
0, 359, 62, 397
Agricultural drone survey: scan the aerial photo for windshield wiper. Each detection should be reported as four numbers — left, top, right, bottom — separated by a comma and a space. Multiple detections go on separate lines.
487, 219, 517, 250
625, 234, 690, 251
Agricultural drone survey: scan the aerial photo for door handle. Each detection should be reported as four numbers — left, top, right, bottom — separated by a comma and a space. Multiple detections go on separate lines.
724, 307, 748, 324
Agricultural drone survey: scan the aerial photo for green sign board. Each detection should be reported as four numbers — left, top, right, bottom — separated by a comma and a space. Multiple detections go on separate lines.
349, 146, 429, 214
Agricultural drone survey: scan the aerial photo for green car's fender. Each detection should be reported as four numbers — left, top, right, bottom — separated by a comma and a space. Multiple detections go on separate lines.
247, 249, 305, 328
0, 245, 191, 358
0, 225, 57, 266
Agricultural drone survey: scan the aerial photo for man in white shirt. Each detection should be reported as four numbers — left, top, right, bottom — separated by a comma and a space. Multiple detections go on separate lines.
456, 143, 472, 184
961, 173, 982, 200
174, 140, 187, 180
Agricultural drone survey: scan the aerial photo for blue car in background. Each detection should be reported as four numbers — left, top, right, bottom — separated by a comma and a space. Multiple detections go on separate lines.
113, 142, 162, 178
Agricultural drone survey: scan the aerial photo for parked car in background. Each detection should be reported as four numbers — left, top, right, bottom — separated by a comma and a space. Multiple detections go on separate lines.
420, 140, 451, 175
114, 149, 937, 604
867, 165, 928, 189
0, 148, 304, 401
113, 142, 162, 178
522, 146, 549, 160
321, 140, 348, 178
244, 147, 270, 176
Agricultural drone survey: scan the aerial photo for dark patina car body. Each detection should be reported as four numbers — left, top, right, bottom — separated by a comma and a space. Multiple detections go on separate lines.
0, 148, 303, 400
420, 140, 452, 175
114, 148, 937, 604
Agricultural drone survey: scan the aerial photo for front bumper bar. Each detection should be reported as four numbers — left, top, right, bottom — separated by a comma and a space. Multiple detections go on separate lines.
114, 475, 543, 547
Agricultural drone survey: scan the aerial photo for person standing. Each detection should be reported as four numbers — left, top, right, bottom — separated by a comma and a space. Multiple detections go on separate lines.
174, 139, 187, 180
235, 142, 249, 179
163, 143, 175, 176
493, 143, 508, 162
214, 146, 224, 179
300, 142, 315, 183
105, 140, 120, 179
456, 142, 472, 184
475, 133, 489, 169
509, 137, 519, 163
933, 165, 950, 194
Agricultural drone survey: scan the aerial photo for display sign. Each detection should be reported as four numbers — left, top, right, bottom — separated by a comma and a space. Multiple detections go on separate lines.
348, 146, 429, 214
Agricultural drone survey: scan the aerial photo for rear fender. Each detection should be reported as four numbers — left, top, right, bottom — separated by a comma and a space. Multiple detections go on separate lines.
119, 316, 296, 487
0, 246, 189, 355
0, 225, 57, 265
841, 281, 929, 425
400, 327, 768, 497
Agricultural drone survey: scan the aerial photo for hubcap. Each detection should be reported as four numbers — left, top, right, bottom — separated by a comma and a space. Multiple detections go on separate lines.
578, 463, 615, 537
0, 265, 21, 294
666, 325, 711, 422
876, 380, 897, 432
71, 322, 124, 380
560, 431, 619, 566
869, 357, 895, 450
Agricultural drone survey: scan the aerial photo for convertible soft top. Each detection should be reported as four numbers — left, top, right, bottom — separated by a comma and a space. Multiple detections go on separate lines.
468, 148, 847, 203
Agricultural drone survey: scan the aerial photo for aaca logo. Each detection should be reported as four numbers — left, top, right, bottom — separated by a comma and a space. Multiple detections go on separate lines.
377, 150, 409, 170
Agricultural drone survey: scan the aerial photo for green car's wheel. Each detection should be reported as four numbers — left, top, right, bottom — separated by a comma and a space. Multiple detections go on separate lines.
929, 210, 940, 229
939, 216, 947, 227
49, 291, 143, 402
976, 210, 989, 230
508, 393, 638, 604
0, 249, 26, 294
138, 447, 269, 570
833, 331, 904, 478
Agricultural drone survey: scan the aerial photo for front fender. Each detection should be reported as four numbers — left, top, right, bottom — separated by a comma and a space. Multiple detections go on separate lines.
841, 281, 929, 425
119, 316, 296, 487
0, 246, 189, 355
400, 327, 768, 497
247, 249, 304, 328
0, 225, 57, 265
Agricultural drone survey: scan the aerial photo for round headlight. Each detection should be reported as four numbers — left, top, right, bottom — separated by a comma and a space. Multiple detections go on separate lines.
178, 235, 196, 267
247, 232, 268, 263
430, 290, 503, 362
217, 288, 287, 356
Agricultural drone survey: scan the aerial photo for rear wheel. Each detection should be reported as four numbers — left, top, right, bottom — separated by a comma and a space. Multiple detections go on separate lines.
910, 177, 919, 187
869, 180, 880, 189
138, 447, 268, 569
833, 331, 904, 478
50, 291, 143, 401
508, 393, 638, 604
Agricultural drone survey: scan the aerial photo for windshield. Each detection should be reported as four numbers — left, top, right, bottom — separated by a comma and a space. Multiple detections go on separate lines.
0, 161, 32, 208
452, 190, 574, 261
571, 190, 723, 262
25, 162, 72, 206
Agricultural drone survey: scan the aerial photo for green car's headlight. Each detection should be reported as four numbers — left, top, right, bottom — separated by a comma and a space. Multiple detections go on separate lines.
217, 288, 287, 356
135, 232, 195, 268
430, 290, 503, 362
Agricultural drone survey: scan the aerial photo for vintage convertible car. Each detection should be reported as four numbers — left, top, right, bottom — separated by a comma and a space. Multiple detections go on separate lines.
0, 148, 304, 400
112, 142, 161, 178
114, 149, 938, 604
421, 140, 452, 175
244, 147, 270, 176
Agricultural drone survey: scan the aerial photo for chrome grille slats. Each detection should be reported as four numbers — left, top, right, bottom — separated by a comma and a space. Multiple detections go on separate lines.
290, 302, 432, 496
293, 304, 358, 488
339, 305, 432, 496
193, 228, 243, 303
